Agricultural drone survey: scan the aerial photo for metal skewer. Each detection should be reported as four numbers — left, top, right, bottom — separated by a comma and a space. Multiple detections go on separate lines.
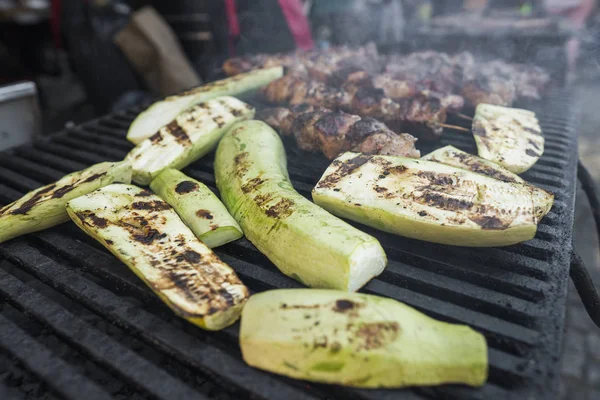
439, 123, 470, 132
455, 112, 473, 121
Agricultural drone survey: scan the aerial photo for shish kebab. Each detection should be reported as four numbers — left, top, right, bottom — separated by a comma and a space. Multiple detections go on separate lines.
258, 104, 421, 160
261, 74, 452, 141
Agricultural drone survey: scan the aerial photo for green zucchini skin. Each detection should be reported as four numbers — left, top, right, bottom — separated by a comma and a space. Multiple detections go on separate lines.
241, 289, 488, 388
126, 96, 255, 185
150, 169, 243, 248
214, 120, 387, 292
0, 161, 131, 244
127, 67, 283, 145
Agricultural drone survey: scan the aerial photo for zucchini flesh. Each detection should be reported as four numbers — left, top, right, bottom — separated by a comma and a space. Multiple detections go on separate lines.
422, 145, 554, 219
215, 120, 387, 292
0, 161, 131, 244
312, 152, 545, 247
241, 289, 488, 388
66, 184, 249, 330
127, 67, 283, 144
150, 168, 243, 248
126, 96, 255, 185
473, 103, 544, 174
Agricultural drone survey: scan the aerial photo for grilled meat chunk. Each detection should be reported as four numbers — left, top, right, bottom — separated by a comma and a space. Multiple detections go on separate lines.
262, 75, 446, 141
258, 106, 420, 159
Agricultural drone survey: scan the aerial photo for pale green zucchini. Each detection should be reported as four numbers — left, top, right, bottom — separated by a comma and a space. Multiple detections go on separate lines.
66, 183, 249, 330
126, 96, 254, 185
215, 120, 387, 292
241, 289, 488, 388
127, 67, 283, 144
0, 161, 131, 243
150, 169, 243, 248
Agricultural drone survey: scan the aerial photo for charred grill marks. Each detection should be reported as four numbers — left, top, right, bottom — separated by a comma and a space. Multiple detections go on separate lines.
175, 181, 199, 194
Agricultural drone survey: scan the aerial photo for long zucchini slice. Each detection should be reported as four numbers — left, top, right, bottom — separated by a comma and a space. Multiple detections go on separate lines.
126, 96, 255, 185
241, 289, 488, 388
422, 145, 554, 219
127, 67, 283, 144
0, 161, 131, 244
66, 184, 249, 330
215, 120, 387, 292
150, 169, 243, 248
312, 152, 546, 247
473, 103, 544, 174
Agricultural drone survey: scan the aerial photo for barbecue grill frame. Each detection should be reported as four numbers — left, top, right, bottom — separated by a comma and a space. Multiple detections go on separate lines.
0, 86, 580, 399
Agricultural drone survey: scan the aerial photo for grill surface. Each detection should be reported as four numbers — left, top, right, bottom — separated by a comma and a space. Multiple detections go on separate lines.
0, 87, 580, 399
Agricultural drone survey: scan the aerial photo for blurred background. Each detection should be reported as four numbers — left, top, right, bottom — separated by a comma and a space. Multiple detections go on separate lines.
0, 0, 599, 397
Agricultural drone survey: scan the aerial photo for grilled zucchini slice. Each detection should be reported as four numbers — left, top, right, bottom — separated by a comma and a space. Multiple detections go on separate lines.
241, 289, 488, 388
127, 67, 283, 144
312, 152, 546, 247
473, 103, 544, 173
126, 96, 255, 185
422, 145, 553, 219
0, 161, 131, 244
215, 120, 387, 292
66, 184, 249, 330
150, 169, 243, 248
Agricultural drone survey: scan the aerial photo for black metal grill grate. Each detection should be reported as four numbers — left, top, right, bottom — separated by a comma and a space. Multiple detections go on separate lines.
0, 87, 580, 399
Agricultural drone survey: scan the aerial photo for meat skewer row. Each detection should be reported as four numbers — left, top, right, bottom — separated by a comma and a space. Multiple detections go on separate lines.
225, 48, 549, 109
262, 74, 448, 141
222, 43, 381, 77
258, 104, 420, 160
320, 65, 466, 113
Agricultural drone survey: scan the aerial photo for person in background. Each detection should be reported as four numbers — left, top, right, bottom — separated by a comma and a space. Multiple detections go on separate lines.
545, 0, 596, 79
225, 0, 313, 55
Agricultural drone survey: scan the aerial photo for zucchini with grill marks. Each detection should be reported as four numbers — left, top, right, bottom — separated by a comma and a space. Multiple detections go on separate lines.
150, 169, 243, 248
472, 103, 544, 174
126, 96, 255, 185
0, 161, 131, 244
422, 145, 554, 220
127, 67, 283, 144
241, 289, 488, 388
66, 184, 249, 330
215, 120, 387, 292
312, 152, 548, 247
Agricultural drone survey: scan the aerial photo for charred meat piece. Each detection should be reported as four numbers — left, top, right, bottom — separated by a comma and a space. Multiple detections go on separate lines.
258, 106, 420, 160
262, 76, 446, 141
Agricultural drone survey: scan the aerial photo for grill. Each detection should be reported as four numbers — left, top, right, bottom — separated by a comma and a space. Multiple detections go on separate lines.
0, 86, 580, 399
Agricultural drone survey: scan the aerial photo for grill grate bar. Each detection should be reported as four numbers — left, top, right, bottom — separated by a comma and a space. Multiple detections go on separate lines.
15, 147, 87, 173
34, 142, 107, 165
0, 154, 65, 183
0, 313, 112, 400
51, 137, 127, 161
69, 128, 134, 151
0, 268, 208, 400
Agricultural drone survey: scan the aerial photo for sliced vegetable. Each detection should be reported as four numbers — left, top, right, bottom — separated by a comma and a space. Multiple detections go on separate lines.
473, 103, 544, 173
422, 145, 553, 219
241, 289, 488, 388
126, 96, 254, 185
66, 184, 249, 330
0, 161, 131, 244
215, 120, 386, 291
312, 152, 547, 247
150, 169, 243, 248
127, 67, 284, 144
